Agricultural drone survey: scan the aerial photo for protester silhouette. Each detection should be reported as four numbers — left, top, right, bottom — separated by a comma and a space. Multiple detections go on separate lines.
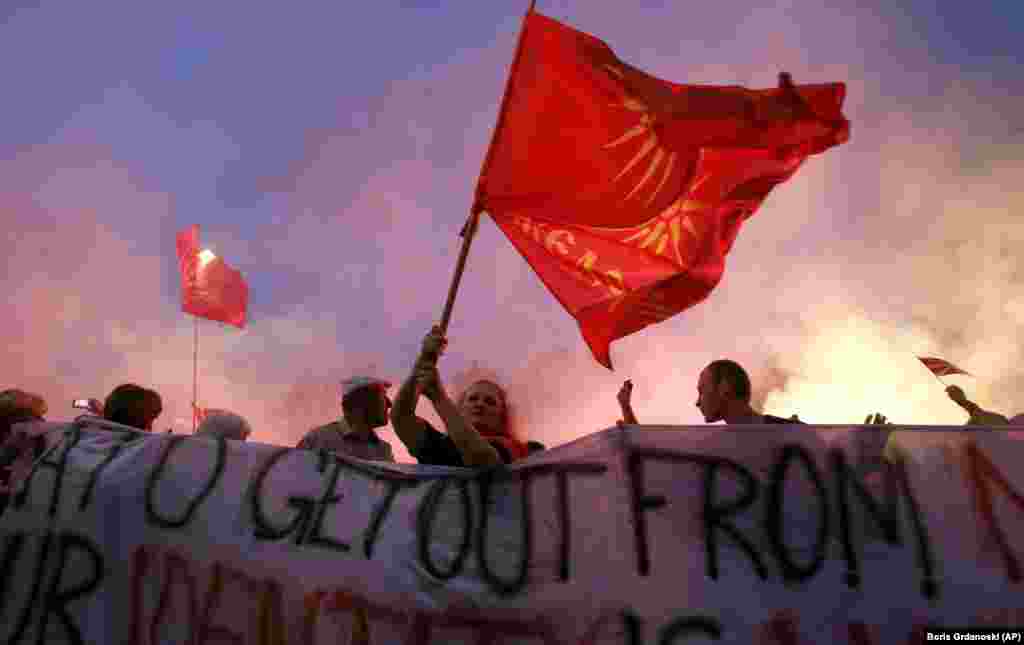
296, 376, 395, 462
103, 384, 163, 431
618, 360, 803, 425
617, 380, 639, 425
945, 385, 1008, 426
0, 389, 47, 439
392, 326, 527, 467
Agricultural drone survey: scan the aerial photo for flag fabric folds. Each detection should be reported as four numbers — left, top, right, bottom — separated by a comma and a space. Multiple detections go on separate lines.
175, 225, 248, 329
473, 11, 850, 368
917, 356, 970, 377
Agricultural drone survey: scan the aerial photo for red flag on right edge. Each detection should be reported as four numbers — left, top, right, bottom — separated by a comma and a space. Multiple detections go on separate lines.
917, 356, 971, 377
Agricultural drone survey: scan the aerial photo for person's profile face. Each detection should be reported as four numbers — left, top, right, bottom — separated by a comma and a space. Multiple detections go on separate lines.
368, 385, 391, 428
32, 395, 47, 418
696, 368, 722, 423
145, 403, 162, 432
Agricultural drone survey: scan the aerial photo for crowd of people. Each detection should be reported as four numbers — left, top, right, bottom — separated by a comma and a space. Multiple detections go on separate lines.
3, 326, 1022, 511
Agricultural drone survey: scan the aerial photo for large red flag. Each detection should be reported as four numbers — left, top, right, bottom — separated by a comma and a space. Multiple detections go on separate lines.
474, 11, 849, 368
175, 225, 248, 329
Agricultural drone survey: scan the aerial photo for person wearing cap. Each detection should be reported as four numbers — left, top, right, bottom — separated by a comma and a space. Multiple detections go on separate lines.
615, 361, 804, 426
295, 376, 395, 462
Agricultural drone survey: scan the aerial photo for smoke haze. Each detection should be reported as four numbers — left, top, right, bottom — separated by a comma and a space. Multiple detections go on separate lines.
2, 1, 1021, 458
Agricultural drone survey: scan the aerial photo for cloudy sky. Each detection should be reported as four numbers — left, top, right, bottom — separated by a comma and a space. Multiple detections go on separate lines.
2, 0, 1021, 459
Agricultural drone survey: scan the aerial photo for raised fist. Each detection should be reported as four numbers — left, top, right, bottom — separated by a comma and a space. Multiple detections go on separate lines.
617, 380, 633, 409
418, 325, 448, 366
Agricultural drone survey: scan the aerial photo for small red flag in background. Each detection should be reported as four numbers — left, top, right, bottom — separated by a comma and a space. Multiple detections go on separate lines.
175, 225, 248, 329
917, 356, 970, 377
474, 11, 849, 368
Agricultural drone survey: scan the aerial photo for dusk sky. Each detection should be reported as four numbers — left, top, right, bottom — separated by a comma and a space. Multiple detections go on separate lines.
3, 1, 1022, 460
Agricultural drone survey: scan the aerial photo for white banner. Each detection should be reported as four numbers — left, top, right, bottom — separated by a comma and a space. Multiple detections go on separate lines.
2, 418, 1024, 644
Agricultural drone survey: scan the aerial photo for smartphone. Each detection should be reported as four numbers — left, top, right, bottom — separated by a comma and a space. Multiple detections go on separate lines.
73, 399, 92, 410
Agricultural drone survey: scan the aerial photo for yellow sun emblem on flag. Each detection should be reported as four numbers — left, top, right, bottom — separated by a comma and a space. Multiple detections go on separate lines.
619, 197, 703, 267
602, 64, 677, 207
601, 64, 703, 268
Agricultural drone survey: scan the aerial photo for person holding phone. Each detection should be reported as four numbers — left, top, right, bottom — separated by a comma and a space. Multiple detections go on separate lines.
73, 398, 104, 416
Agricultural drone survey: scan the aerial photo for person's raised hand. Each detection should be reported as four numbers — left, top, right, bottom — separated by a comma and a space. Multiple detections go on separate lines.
946, 385, 968, 406
415, 364, 443, 402
417, 325, 448, 367
863, 412, 890, 425
617, 380, 633, 410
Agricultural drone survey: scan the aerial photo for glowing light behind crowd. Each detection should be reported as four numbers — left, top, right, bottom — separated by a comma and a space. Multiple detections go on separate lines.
0, 1, 1021, 459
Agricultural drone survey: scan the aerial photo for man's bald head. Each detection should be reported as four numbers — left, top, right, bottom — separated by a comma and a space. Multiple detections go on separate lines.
696, 360, 752, 422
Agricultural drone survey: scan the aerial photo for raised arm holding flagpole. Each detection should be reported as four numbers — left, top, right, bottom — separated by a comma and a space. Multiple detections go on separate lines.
916, 356, 1010, 425
432, 0, 849, 370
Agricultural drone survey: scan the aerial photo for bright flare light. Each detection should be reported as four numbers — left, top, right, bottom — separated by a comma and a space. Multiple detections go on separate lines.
198, 249, 216, 267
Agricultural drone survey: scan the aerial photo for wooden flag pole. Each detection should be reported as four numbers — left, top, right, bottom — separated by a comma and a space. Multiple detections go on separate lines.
438, 211, 481, 334
192, 316, 199, 433
435, 0, 536, 337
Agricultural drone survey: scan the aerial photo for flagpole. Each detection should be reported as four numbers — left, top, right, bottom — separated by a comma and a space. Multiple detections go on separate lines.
436, 0, 536, 337
192, 316, 198, 433
439, 212, 480, 333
